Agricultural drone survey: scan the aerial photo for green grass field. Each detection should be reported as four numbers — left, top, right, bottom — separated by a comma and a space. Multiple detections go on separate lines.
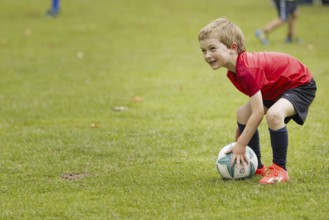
1, 0, 328, 219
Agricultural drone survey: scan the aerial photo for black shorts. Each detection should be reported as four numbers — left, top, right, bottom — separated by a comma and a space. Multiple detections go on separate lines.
273, 0, 298, 21
263, 79, 317, 125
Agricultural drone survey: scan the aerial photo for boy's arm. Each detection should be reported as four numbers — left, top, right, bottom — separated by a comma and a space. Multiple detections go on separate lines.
231, 91, 264, 165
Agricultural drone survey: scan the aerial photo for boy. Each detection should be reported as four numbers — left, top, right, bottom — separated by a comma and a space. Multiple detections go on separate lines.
198, 18, 316, 184
256, 0, 299, 45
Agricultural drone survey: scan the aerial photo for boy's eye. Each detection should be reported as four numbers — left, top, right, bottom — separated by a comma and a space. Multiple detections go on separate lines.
210, 47, 216, 51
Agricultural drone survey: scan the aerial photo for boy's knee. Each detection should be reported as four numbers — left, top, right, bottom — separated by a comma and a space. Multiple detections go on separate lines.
266, 110, 284, 129
236, 105, 250, 123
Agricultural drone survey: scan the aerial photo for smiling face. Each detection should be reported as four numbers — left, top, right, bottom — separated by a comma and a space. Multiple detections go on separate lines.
199, 38, 233, 70
198, 18, 245, 72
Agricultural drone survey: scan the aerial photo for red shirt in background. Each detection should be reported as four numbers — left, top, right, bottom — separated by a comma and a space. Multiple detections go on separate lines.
227, 52, 312, 101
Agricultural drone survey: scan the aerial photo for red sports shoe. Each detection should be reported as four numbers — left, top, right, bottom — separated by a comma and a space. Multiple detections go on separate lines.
259, 163, 289, 185
255, 164, 266, 176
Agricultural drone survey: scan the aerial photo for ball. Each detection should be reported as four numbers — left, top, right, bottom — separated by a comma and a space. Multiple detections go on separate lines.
216, 142, 258, 179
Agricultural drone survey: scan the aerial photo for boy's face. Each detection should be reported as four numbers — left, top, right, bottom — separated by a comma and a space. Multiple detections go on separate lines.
199, 38, 232, 70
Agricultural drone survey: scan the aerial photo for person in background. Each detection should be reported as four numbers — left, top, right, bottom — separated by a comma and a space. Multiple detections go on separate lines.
255, 0, 300, 45
46, 0, 60, 17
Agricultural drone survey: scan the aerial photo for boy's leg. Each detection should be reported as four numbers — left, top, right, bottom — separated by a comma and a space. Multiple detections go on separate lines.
261, 81, 316, 184
269, 126, 288, 170
258, 98, 293, 184
266, 98, 296, 169
236, 102, 263, 169
237, 123, 263, 169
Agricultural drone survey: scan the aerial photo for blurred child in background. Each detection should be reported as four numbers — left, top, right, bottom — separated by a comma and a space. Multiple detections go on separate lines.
46, 0, 60, 17
256, 0, 300, 45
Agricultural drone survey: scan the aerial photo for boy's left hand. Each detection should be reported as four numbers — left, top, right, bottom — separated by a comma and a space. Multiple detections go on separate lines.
229, 142, 249, 166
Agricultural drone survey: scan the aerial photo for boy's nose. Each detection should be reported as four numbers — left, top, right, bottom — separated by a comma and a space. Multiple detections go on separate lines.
205, 51, 211, 58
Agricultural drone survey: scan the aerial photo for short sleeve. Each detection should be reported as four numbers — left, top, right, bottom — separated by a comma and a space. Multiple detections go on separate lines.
238, 68, 260, 97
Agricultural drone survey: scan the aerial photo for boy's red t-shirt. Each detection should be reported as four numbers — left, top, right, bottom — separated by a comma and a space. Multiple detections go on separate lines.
227, 52, 312, 101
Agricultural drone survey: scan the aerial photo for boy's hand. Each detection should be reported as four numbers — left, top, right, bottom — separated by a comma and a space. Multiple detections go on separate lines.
229, 142, 249, 166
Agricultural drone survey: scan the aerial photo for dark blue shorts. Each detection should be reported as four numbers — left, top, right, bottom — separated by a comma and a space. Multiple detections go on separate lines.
263, 79, 317, 125
273, 0, 298, 21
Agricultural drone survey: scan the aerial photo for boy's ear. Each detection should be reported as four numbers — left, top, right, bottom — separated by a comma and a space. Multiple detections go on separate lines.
230, 42, 238, 52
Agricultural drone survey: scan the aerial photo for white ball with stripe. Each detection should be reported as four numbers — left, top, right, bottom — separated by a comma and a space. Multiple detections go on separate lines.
216, 143, 258, 179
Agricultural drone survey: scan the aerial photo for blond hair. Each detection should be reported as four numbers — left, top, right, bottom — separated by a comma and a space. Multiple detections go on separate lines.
198, 18, 245, 54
